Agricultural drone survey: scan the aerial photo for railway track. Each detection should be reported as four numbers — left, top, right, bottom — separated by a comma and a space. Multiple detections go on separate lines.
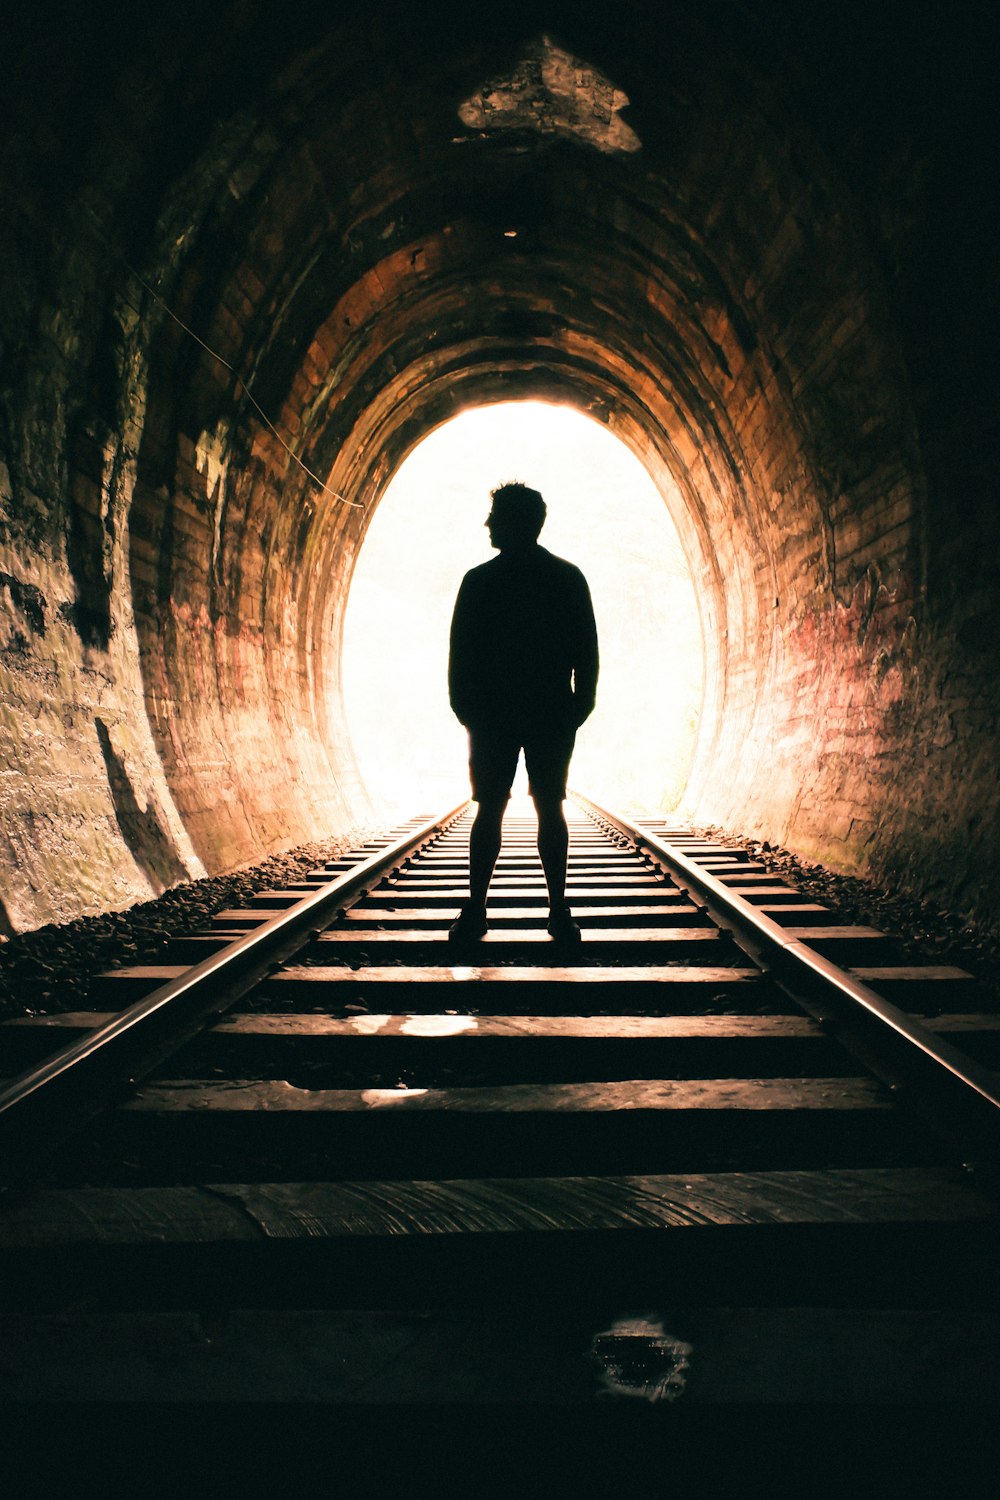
1, 795, 998, 1435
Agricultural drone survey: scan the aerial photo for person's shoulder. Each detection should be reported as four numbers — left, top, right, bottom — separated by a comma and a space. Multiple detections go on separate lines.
459, 557, 500, 587
537, 547, 589, 587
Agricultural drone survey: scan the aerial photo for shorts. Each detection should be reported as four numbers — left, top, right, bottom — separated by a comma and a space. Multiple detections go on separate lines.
467, 720, 577, 803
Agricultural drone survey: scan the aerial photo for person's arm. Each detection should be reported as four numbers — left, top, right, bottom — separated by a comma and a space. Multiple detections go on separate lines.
571, 572, 599, 726
448, 576, 475, 725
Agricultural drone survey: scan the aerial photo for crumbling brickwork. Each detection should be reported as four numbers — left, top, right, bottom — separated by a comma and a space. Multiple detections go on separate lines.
0, 0, 996, 929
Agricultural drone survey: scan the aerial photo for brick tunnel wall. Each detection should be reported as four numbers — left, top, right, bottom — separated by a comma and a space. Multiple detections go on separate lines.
0, 0, 996, 932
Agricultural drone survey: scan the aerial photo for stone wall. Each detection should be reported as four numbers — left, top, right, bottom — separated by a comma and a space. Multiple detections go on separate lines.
0, 0, 996, 930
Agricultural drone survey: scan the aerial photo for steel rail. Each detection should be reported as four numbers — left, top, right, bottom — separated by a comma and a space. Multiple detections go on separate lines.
573, 792, 1000, 1138
0, 800, 470, 1188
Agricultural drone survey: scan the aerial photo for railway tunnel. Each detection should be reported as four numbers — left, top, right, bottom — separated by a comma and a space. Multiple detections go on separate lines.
3, 2, 1000, 1460
1, 0, 997, 937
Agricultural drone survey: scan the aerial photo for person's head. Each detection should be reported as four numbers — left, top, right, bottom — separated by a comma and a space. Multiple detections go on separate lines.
486, 482, 546, 550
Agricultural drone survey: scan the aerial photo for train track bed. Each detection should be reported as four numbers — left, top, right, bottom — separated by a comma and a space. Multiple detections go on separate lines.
689, 823, 1000, 1008
0, 825, 388, 1023
1, 799, 998, 1437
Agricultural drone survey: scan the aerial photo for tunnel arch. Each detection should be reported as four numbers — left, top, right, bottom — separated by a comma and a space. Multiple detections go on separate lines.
126, 95, 922, 881
336, 398, 705, 815
1, 1, 995, 931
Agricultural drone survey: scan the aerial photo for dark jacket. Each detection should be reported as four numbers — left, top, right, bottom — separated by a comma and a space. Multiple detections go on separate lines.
448, 544, 599, 729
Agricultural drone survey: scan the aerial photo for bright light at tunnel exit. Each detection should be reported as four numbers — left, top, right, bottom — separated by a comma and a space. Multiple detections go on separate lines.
341, 402, 704, 818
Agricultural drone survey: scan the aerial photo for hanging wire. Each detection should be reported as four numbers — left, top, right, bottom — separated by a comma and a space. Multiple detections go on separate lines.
72, 191, 361, 507
126, 262, 361, 508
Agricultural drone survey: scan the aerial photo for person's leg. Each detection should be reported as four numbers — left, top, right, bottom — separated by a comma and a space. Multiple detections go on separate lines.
533, 793, 569, 912
450, 728, 517, 943
468, 797, 506, 911
524, 724, 579, 941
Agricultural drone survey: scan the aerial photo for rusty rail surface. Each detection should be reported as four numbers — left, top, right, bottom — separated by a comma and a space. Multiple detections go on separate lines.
0, 801, 470, 1186
574, 791, 1000, 1155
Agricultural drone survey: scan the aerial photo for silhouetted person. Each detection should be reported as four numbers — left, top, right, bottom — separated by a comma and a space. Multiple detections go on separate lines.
448, 481, 599, 944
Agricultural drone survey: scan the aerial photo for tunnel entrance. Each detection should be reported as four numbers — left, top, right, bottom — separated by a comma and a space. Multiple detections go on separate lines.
341, 401, 703, 817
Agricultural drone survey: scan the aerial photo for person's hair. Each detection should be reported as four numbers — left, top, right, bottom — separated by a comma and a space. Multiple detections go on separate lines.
489, 481, 546, 539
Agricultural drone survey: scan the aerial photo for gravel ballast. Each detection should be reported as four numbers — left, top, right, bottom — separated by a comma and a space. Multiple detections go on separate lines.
0, 826, 386, 1024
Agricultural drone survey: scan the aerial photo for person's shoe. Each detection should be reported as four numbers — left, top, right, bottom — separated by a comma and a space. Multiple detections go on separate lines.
448, 904, 488, 946
546, 905, 581, 944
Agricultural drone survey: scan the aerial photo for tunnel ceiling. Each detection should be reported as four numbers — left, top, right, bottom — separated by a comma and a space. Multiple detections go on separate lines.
1, 0, 998, 932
